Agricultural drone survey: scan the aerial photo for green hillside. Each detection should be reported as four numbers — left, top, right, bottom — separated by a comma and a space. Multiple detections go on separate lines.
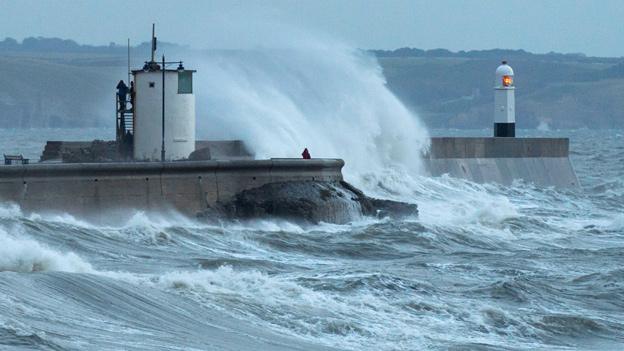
0, 37, 173, 128
0, 37, 622, 129
375, 50, 624, 129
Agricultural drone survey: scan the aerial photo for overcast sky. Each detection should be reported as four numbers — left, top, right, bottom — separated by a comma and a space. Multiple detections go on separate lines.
1, 0, 623, 57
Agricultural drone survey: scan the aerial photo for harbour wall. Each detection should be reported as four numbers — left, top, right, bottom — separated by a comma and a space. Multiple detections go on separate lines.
422, 137, 579, 187
0, 159, 343, 220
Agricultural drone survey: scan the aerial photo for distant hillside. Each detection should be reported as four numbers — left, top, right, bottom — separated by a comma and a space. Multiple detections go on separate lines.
0, 36, 185, 55
0, 37, 183, 128
0, 37, 622, 129
373, 48, 624, 129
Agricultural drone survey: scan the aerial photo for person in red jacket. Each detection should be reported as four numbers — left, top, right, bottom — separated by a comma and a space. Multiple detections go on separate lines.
302, 148, 311, 159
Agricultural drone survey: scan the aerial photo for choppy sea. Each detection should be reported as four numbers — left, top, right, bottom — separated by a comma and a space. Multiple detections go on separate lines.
0, 128, 622, 350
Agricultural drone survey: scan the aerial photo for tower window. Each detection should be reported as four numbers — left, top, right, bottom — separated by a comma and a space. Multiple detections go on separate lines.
502, 75, 513, 87
178, 71, 193, 94
149, 82, 155, 88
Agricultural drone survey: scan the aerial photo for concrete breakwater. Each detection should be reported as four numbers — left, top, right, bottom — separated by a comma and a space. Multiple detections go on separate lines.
423, 137, 579, 188
0, 159, 343, 221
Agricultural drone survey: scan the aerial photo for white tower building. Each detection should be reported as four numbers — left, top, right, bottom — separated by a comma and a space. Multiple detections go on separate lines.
132, 64, 196, 161
494, 61, 515, 137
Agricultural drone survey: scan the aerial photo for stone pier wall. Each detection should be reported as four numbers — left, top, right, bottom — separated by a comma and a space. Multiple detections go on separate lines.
423, 137, 579, 187
0, 159, 344, 220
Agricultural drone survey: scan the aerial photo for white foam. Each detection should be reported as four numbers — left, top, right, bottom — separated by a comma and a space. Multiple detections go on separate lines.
0, 203, 24, 219
0, 229, 93, 273
125, 266, 472, 350
27, 212, 96, 230
189, 31, 429, 179
606, 215, 624, 231
537, 120, 551, 131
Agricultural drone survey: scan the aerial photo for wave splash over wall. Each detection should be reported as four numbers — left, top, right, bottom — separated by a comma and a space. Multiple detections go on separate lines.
192, 37, 429, 183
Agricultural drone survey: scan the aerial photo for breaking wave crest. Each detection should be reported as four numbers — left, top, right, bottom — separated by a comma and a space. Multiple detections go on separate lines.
0, 228, 93, 273
190, 37, 429, 179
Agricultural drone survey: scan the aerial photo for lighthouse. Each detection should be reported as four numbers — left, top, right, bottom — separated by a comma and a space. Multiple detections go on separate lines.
494, 61, 515, 137
128, 26, 196, 161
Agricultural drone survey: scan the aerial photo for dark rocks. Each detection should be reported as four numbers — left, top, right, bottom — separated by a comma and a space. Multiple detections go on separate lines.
61, 140, 122, 163
188, 147, 212, 161
339, 181, 419, 219
190, 140, 254, 160
207, 181, 417, 224
41, 140, 126, 163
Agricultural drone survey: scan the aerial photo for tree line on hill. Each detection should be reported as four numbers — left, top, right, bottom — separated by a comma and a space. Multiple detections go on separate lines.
371, 47, 621, 64
0, 37, 183, 54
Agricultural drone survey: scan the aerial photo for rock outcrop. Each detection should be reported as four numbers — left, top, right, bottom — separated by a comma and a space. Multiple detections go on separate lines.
41, 140, 125, 163
204, 181, 417, 224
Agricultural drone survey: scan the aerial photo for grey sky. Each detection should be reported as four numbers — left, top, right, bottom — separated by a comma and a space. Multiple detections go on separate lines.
1, 0, 623, 57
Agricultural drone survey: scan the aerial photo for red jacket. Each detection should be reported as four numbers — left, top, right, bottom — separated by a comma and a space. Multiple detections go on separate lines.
302, 148, 311, 159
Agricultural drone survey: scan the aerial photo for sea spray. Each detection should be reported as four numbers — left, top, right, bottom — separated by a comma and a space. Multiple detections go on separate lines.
0, 228, 93, 273
188, 41, 429, 189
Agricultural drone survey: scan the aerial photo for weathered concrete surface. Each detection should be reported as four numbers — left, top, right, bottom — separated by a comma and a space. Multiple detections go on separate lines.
61, 140, 121, 163
0, 159, 343, 221
426, 137, 569, 158
209, 181, 418, 224
41, 140, 129, 163
423, 137, 579, 187
41, 140, 253, 163
192, 140, 253, 160
40, 141, 93, 162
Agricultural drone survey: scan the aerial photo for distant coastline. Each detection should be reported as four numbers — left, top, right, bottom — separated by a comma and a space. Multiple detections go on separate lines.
1, 36, 622, 129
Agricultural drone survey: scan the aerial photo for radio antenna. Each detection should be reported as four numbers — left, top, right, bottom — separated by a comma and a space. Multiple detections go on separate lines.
127, 38, 131, 83
151, 23, 157, 63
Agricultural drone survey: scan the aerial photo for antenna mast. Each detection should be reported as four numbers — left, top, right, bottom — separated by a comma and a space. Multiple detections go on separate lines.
151, 23, 156, 63
127, 38, 130, 83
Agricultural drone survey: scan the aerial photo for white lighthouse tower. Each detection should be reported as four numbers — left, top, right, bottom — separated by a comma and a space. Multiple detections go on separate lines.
131, 26, 196, 161
494, 61, 515, 137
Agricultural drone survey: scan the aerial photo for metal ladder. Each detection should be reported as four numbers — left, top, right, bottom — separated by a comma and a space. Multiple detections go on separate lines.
116, 95, 134, 138
116, 94, 134, 158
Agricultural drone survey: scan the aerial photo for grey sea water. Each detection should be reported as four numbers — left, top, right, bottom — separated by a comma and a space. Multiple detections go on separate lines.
0, 128, 622, 350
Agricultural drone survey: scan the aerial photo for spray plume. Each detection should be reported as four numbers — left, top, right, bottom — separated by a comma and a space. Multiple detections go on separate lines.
184, 24, 429, 187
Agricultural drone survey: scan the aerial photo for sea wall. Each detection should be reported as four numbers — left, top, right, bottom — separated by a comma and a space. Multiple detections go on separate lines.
0, 159, 343, 219
423, 137, 579, 187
